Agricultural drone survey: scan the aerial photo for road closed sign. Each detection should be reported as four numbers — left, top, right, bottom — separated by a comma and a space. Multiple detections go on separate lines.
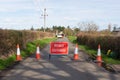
50, 42, 68, 55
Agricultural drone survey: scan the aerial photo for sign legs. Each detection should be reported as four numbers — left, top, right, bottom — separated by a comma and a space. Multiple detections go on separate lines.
49, 54, 51, 60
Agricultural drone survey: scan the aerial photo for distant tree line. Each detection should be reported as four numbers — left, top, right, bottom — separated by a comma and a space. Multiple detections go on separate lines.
30, 25, 80, 36
30, 21, 119, 36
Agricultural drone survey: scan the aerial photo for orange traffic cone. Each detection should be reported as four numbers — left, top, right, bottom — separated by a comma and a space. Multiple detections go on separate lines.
96, 44, 102, 62
95, 44, 103, 66
16, 44, 22, 61
36, 45, 41, 60
73, 44, 79, 60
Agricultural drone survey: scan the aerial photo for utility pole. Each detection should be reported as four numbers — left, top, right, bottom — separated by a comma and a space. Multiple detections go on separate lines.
41, 8, 48, 32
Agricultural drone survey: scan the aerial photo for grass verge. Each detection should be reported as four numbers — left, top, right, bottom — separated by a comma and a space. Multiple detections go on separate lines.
0, 37, 56, 70
68, 36, 120, 64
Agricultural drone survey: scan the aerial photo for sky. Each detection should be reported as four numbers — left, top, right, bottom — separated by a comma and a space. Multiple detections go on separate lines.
0, 0, 120, 30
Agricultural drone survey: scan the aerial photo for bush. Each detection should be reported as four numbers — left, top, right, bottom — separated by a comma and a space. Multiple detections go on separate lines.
77, 32, 120, 59
0, 30, 54, 59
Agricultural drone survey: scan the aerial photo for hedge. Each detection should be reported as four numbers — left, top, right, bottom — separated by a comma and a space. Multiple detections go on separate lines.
77, 32, 120, 59
0, 29, 54, 59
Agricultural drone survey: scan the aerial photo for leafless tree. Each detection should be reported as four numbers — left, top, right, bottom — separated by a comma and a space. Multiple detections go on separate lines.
78, 21, 99, 33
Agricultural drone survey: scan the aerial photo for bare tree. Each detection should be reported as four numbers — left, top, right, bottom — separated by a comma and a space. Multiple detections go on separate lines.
78, 21, 99, 33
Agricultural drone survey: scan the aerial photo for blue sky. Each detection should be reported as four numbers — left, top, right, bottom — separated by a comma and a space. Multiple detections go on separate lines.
0, 0, 120, 30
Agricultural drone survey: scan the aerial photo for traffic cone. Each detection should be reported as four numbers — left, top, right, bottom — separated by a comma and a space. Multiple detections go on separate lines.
16, 44, 22, 61
36, 45, 41, 60
95, 44, 103, 66
73, 44, 79, 60
96, 44, 102, 62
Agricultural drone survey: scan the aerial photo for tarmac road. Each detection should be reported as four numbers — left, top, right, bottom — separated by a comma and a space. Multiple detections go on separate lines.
0, 37, 120, 80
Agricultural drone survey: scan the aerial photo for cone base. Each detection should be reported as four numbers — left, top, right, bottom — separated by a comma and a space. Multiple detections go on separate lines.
16, 55, 22, 61
97, 62, 102, 67
73, 54, 79, 60
36, 54, 40, 60
96, 56, 102, 62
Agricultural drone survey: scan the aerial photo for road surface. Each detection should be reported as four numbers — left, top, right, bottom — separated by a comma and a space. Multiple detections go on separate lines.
0, 37, 120, 80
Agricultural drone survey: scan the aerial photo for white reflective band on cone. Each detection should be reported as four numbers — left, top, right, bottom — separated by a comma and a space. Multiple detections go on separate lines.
17, 48, 20, 55
74, 48, 78, 54
97, 49, 101, 56
36, 47, 40, 54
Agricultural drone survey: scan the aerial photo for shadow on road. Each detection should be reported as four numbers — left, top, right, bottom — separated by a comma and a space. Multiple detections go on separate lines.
0, 37, 119, 80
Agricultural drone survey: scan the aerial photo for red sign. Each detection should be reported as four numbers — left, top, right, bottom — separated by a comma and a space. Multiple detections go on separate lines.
50, 42, 68, 55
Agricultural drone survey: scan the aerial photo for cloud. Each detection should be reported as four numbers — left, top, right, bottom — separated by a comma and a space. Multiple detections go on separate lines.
0, 14, 41, 29
0, 0, 120, 30
0, 0, 34, 12
63, 17, 78, 21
